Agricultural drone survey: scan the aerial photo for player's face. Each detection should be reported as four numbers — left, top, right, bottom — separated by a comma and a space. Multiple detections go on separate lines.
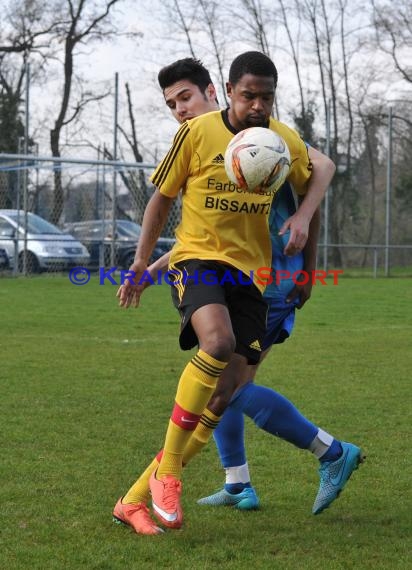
226, 74, 275, 131
163, 80, 218, 124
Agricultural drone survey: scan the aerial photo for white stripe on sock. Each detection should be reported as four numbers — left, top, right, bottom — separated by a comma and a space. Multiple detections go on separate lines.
309, 428, 334, 459
224, 463, 251, 485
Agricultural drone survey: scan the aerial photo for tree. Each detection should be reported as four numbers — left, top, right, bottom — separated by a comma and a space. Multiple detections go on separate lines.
111, 81, 152, 224
371, 0, 412, 84
290, 0, 376, 265
161, 0, 233, 106
49, 0, 123, 224
0, 69, 25, 153
0, 0, 61, 152
113, 82, 181, 236
0, 0, 61, 208
357, 109, 381, 265
0, 0, 61, 56
389, 104, 412, 245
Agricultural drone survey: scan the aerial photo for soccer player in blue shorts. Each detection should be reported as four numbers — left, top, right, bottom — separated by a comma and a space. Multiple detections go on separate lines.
197, 179, 364, 513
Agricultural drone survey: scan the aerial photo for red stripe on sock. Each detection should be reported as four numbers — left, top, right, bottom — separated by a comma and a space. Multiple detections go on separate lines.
156, 449, 163, 462
171, 402, 201, 430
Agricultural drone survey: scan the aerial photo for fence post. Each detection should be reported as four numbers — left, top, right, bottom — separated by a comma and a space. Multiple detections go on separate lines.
100, 146, 107, 268
323, 99, 331, 272
110, 72, 119, 268
22, 62, 30, 276
373, 247, 378, 278
13, 138, 23, 276
385, 106, 392, 277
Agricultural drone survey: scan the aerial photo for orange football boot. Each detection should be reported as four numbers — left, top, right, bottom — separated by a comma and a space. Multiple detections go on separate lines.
149, 472, 183, 529
113, 498, 164, 535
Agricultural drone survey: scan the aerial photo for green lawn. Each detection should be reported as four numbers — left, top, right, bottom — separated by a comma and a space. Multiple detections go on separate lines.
0, 275, 411, 569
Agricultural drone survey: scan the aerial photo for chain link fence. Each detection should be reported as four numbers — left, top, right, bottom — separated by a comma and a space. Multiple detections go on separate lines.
0, 153, 411, 277
0, 155, 179, 275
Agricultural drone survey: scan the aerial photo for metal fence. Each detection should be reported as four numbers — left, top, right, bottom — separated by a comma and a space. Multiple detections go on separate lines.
0, 153, 411, 277
319, 244, 412, 277
0, 154, 179, 275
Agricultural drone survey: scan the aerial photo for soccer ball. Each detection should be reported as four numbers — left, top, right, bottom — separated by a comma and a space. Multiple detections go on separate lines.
224, 127, 290, 194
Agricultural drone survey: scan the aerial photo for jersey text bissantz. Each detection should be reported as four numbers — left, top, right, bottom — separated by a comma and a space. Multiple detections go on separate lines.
205, 196, 271, 214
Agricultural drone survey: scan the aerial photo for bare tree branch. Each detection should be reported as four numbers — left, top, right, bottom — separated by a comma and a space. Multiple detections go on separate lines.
62, 90, 109, 126
173, 0, 197, 58
50, 0, 122, 223
338, 0, 354, 175
197, 0, 228, 106
278, 0, 305, 124
240, 0, 270, 55
371, 0, 412, 83
124, 82, 143, 162
77, 0, 119, 42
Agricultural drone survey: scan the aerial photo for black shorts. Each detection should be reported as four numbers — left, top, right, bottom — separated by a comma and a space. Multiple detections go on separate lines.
169, 259, 267, 364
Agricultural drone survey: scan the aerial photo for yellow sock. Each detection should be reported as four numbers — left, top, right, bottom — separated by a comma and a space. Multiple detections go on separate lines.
157, 350, 227, 479
121, 407, 220, 503
182, 408, 221, 464
122, 454, 160, 505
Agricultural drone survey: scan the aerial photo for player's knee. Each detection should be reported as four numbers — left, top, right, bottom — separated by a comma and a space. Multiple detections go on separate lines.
200, 332, 236, 362
207, 390, 233, 416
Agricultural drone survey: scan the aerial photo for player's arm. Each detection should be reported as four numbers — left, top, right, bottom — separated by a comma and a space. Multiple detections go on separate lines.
116, 240, 172, 303
280, 146, 335, 256
285, 146, 328, 306
118, 189, 174, 308
117, 121, 191, 308
136, 250, 172, 291
299, 146, 325, 280
148, 251, 171, 277
286, 204, 320, 308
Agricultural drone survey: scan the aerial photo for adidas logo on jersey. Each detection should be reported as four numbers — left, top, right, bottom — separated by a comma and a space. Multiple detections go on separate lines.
212, 153, 225, 164
249, 339, 262, 351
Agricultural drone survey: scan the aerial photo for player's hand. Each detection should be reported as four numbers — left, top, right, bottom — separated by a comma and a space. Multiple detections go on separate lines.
286, 280, 313, 309
279, 213, 310, 256
117, 260, 147, 309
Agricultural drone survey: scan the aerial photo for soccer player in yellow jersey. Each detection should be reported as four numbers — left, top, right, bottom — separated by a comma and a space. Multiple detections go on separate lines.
115, 52, 337, 533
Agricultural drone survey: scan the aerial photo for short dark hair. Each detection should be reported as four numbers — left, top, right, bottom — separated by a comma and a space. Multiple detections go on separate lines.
158, 58, 213, 92
229, 51, 278, 87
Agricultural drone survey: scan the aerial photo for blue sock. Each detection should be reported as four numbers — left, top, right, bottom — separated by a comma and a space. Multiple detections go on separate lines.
320, 439, 342, 462
213, 407, 250, 494
229, 382, 318, 449
225, 482, 251, 494
213, 406, 246, 467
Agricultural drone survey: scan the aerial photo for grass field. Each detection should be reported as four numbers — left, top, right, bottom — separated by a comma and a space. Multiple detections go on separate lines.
1, 274, 411, 570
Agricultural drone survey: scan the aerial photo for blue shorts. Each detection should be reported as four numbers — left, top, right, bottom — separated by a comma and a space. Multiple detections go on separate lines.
262, 182, 303, 351
261, 297, 298, 351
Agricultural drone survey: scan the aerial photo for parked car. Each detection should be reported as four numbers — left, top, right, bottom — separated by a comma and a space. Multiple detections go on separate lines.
0, 210, 90, 273
0, 247, 9, 270
63, 219, 175, 269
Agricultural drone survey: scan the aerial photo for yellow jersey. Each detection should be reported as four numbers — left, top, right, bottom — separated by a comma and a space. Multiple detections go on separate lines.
151, 110, 311, 291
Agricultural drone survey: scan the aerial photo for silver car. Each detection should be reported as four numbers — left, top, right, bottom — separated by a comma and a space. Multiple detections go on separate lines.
0, 210, 90, 273
64, 219, 175, 269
